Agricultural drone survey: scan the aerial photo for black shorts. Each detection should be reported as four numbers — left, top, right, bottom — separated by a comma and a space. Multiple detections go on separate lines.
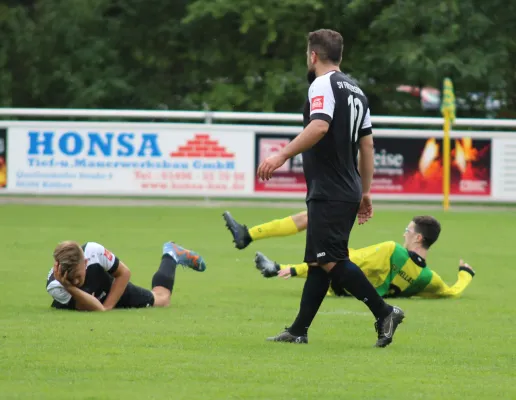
114, 282, 155, 309
304, 200, 360, 265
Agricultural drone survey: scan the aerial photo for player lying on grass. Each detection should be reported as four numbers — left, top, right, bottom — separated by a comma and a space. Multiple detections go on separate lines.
223, 212, 475, 298
46, 240, 206, 311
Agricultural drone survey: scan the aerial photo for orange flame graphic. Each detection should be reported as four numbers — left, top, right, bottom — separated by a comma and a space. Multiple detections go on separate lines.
453, 137, 478, 175
455, 140, 466, 173
419, 138, 440, 177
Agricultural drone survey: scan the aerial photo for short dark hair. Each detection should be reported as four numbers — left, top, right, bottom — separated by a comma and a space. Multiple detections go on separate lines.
307, 29, 343, 64
412, 216, 441, 249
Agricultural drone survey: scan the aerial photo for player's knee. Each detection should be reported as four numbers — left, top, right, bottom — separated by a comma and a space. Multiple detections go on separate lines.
152, 287, 171, 307
330, 278, 347, 296
154, 296, 170, 308
307, 265, 328, 280
341, 259, 361, 276
293, 212, 308, 230
332, 259, 363, 283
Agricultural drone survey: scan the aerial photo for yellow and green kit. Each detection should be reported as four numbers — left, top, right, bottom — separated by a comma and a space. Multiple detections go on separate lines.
282, 241, 474, 298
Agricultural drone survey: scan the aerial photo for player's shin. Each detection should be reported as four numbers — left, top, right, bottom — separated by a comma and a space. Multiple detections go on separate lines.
249, 216, 299, 241
288, 266, 330, 336
151, 254, 177, 292
329, 260, 392, 320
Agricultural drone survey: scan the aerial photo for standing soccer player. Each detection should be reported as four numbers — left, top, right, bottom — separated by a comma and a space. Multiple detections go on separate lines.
257, 29, 404, 347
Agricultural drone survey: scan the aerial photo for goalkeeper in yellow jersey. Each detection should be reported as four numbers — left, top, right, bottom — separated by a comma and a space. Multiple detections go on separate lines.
222, 211, 475, 298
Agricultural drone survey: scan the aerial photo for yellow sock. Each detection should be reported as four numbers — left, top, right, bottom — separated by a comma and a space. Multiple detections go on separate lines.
248, 216, 299, 241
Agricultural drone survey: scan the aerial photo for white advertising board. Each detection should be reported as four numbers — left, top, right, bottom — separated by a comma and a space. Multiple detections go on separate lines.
491, 138, 516, 200
2, 121, 516, 202
5, 123, 255, 196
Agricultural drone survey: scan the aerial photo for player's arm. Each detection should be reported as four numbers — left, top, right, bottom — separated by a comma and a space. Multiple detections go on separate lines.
51, 267, 105, 312
279, 78, 334, 159
102, 261, 131, 310
90, 242, 131, 310
257, 78, 334, 180
290, 263, 309, 278
419, 261, 475, 298
280, 120, 329, 159
356, 108, 374, 224
358, 111, 374, 194
68, 286, 106, 311
278, 263, 309, 279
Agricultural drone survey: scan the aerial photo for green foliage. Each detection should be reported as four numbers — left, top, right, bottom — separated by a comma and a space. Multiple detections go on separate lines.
0, 0, 514, 116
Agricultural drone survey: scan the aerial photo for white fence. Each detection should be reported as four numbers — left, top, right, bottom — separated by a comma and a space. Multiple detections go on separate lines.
2, 107, 516, 128
0, 108, 515, 202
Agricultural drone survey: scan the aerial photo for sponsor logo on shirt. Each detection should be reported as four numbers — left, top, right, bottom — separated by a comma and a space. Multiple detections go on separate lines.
311, 96, 324, 111
104, 249, 113, 262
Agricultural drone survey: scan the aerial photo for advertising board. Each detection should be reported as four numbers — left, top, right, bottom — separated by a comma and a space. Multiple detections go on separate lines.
7, 125, 255, 196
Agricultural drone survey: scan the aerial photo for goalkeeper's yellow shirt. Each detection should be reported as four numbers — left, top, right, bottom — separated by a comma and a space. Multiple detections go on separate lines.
288, 241, 474, 298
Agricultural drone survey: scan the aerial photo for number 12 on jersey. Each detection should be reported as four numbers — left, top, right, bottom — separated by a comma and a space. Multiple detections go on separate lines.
348, 95, 364, 144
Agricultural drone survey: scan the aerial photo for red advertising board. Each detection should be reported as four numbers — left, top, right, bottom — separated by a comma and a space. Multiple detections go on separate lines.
254, 134, 306, 192
254, 133, 491, 197
372, 137, 491, 196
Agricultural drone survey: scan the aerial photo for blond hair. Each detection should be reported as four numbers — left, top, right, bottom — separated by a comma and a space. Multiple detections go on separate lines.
53, 241, 84, 278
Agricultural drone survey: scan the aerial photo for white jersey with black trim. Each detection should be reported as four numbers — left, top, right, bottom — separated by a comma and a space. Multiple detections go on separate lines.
46, 242, 119, 305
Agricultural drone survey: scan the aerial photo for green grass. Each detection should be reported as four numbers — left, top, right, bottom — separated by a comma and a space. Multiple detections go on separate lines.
0, 204, 514, 400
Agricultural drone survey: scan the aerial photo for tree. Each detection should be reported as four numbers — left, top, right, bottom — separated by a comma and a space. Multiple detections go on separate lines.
0, 0, 513, 117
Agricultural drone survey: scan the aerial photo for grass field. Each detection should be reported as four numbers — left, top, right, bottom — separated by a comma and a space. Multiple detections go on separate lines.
0, 203, 514, 400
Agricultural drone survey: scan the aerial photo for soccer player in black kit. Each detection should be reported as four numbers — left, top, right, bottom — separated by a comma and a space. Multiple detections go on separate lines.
257, 29, 405, 347
47, 241, 206, 311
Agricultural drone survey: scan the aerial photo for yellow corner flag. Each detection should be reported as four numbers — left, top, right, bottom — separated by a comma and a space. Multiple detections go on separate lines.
440, 78, 456, 211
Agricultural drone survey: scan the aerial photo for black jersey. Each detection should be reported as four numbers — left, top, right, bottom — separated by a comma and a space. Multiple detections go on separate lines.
302, 71, 373, 202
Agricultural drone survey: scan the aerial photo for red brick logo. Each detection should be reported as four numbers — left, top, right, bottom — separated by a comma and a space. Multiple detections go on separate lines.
311, 95, 324, 111
170, 134, 234, 158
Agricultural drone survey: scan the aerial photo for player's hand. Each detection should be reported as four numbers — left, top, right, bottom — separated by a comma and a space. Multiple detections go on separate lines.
257, 153, 288, 181
358, 193, 373, 225
459, 259, 475, 275
277, 269, 292, 279
53, 264, 76, 289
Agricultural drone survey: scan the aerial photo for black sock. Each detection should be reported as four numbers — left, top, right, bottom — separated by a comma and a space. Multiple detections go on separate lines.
151, 254, 177, 291
329, 260, 392, 320
288, 266, 330, 336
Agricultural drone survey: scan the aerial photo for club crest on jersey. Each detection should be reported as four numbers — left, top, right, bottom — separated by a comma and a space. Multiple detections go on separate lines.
104, 249, 113, 261
311, 96, 324, 111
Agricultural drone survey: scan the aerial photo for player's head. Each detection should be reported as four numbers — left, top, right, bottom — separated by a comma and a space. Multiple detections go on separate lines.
404, 216, 441, 250
53, 241, 86, 287
306, 29, 343, 83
